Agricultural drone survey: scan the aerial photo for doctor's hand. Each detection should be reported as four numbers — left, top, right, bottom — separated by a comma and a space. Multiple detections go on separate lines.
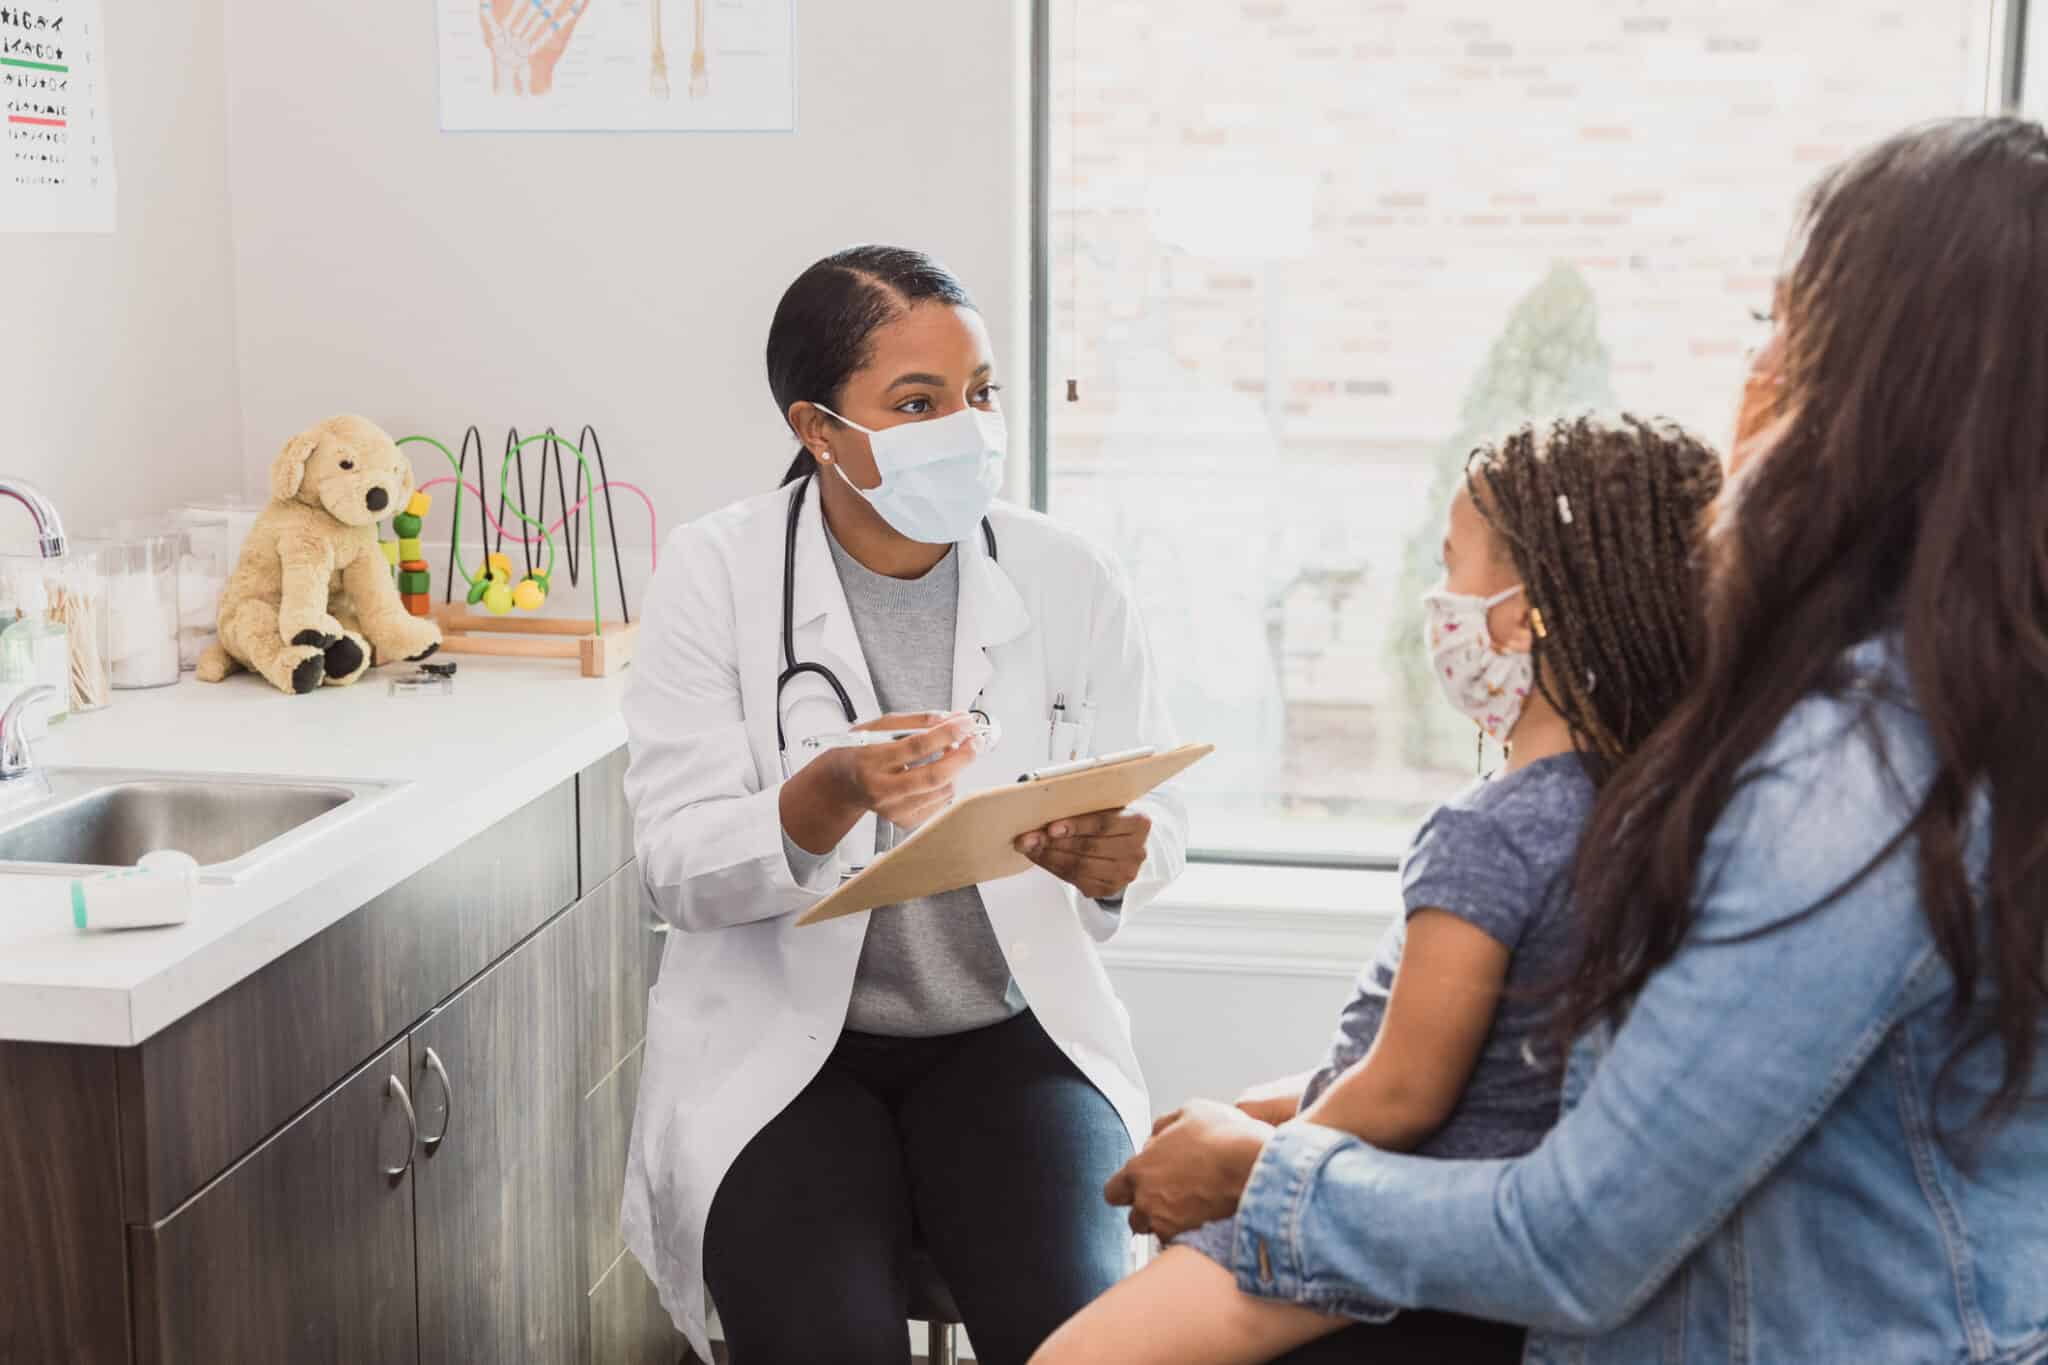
782, 713, 982, 855
1103, 1098, 1272, 1241
1014, 807, 1152, 901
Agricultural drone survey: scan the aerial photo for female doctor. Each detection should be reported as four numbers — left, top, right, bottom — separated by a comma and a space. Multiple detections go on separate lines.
620, 244, 1188, 1365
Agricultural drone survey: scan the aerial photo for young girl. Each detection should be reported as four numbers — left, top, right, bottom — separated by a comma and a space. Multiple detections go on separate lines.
1035, 413, 1722, 1365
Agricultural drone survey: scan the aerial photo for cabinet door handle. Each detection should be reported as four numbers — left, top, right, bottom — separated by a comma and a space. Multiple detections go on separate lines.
421, 1046, 455, 1154
645, 916, 671, 937
384, 1075, 417, 1179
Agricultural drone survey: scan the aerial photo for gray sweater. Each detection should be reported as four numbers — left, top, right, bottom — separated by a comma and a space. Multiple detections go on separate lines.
781, 529, 1023, 1038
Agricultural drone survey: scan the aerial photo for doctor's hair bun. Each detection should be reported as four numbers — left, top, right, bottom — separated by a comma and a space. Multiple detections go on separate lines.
768, 245, 978, 488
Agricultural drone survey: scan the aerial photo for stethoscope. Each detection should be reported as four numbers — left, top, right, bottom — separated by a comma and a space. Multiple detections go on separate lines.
775, 472, 998, 767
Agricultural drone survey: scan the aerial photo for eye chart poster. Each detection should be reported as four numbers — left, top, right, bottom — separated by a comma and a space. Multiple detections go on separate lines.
438, 0, 794, 132
0, 0, 112, 232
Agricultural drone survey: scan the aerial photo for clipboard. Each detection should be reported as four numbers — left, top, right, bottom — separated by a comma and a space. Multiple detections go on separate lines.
795, 743, 1214, 926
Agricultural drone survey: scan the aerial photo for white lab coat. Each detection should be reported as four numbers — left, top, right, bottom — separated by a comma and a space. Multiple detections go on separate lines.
618, 482, 1188, 1361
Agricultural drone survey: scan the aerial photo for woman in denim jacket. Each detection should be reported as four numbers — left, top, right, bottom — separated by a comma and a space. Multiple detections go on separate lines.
1106, 116, 2048, 1365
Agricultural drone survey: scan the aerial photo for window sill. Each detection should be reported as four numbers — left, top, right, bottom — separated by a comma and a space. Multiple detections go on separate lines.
1102, 861, 1399, 979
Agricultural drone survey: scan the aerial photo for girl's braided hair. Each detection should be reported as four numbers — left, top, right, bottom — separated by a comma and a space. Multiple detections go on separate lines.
1466, 414, 1723, 784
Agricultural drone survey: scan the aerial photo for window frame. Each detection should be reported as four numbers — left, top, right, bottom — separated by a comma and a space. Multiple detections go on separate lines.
1027, 0, 2030, 872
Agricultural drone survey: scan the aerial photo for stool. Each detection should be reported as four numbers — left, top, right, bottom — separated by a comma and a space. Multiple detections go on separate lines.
908, 1245, 962, 1365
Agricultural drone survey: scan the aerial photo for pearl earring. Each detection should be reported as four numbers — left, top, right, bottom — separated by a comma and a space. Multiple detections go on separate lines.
818, 449, 832, 463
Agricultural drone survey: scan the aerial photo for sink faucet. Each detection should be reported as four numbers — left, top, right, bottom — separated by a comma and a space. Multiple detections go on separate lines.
0, 683, 55, 786
0, 478, 67, 558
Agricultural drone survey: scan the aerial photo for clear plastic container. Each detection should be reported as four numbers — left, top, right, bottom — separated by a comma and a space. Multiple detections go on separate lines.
172, 504, 234, 671
0, 615, 68, 713
105, 529, 183, 690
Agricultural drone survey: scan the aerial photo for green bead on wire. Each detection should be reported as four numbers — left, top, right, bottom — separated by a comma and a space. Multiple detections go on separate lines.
395, 432, 606, 635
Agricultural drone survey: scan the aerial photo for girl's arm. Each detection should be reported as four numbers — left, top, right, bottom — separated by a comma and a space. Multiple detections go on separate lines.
1299, 910, 1509, 1151
1231, 906, 1509, 1130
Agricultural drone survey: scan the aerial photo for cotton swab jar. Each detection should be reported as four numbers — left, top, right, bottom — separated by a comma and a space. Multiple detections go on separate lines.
47, 544, 111, 712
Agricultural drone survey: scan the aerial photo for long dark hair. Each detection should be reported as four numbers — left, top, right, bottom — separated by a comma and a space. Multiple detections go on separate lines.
1562, 117, 2048, 1131
765, 245, 977, 486
1468, 415, 1721, 788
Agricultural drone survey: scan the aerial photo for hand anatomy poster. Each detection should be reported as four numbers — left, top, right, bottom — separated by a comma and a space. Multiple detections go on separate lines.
438, 0, 794, 132
1, 0, 113, 232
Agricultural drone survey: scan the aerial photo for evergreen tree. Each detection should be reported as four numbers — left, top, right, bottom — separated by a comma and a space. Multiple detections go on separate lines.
1389, 262, 1615, 767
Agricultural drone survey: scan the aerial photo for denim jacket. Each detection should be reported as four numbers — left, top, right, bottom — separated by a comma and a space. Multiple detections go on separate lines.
1229, 644, 2048, 1364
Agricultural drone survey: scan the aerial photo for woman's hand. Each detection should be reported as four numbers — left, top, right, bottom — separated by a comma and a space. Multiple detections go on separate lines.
1103, 1098, 1273, 1241
1014, 807, 1153, 900
780, 712, 981, 856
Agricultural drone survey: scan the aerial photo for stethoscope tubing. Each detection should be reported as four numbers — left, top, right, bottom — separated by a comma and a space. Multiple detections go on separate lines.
773, 473, 997, 756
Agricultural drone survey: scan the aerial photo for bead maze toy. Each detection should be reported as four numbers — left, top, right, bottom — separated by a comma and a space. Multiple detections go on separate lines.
394, 427, 656, 677
380, 491, 437, 618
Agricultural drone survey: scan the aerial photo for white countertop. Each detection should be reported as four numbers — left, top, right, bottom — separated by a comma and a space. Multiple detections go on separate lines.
0, 658, 629, 1048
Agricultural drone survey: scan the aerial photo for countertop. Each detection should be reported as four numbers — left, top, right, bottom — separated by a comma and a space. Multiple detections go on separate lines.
0, 658, 629, 1048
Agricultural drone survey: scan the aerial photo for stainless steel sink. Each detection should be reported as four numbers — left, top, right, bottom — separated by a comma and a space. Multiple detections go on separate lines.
0, 769, 399, 882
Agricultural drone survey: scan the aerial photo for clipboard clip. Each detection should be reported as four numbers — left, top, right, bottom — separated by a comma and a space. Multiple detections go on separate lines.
1017, 746, 1157, 784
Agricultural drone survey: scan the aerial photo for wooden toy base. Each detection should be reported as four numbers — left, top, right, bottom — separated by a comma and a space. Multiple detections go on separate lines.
429, 604, 638, 677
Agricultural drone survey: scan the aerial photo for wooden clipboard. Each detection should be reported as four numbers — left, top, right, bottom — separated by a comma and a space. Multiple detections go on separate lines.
795, 743, 1213, 926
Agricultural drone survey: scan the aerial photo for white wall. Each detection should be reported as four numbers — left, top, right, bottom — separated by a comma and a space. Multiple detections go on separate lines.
0, 0, 243, 533
3, 0, 1337, 1125
223, 1, 1032, 575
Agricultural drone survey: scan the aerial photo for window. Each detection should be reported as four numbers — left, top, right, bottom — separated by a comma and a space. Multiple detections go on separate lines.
1037, 0, 2009, 865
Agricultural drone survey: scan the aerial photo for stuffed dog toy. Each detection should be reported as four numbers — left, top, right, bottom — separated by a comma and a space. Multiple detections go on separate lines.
196, 415, 442, 694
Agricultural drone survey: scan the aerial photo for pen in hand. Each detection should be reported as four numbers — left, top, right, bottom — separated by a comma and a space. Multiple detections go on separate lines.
802, 712, 1001, 753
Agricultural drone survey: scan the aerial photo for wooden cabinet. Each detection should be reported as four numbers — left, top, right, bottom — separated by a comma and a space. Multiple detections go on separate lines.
116, 779, 579, 1222
0, 1044, 128, 1365
0, 748, 678, 1365
411, 908, 583, 1364
128, 1038, 419, 1365
578, 745, 634, 898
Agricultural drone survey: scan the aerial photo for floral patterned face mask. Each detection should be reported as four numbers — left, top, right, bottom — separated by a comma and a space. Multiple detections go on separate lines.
1421, 583, 1533, 743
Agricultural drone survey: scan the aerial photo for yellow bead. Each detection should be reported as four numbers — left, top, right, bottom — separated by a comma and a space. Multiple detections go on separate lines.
482, 582, 514, 615
405, 490, 432, 517
511, 578, 545, 611
487, 552, 512, 580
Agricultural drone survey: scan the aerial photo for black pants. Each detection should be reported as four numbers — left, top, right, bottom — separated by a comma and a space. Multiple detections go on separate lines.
704, 1010, 1133, 1365
1274, 1310, 1526, 1363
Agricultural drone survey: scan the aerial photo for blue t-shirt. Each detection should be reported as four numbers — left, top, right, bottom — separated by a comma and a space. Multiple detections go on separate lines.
1180, 753, 1596, 1268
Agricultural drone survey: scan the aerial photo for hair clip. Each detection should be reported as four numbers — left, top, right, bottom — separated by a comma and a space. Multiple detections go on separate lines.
1529, 606, 1549, 639
1557, 494, 1574, 525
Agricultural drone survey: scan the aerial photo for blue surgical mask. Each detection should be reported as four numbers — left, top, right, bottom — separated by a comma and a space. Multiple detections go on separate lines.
815, 403, 1005, 545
